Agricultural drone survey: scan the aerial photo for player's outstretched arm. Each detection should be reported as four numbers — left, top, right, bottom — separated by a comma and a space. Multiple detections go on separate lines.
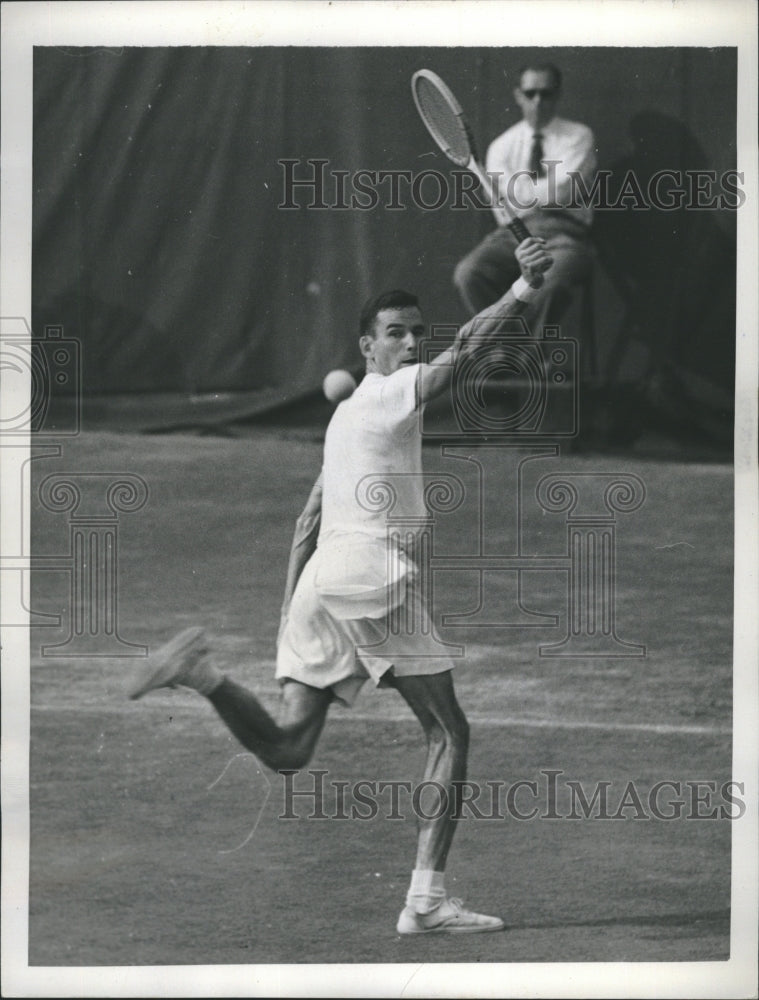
417, 237, 552, 404
278, 473, 323, 641
459, 237, 551, 343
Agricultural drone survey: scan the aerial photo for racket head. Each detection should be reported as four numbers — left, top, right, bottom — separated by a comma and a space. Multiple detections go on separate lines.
411, 69, 478, 167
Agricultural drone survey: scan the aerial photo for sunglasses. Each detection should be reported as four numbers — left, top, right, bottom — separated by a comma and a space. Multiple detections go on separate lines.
521, 88, 557, 99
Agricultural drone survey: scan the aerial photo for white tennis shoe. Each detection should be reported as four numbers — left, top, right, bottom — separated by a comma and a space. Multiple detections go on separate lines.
128, 626, 209, 700
396, 897, 505, 935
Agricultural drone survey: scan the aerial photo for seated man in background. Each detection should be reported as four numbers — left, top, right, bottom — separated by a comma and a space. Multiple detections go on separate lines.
454, 62, 596, 331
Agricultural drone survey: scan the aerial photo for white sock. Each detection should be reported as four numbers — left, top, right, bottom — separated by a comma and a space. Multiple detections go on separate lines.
406, 869, 446, 914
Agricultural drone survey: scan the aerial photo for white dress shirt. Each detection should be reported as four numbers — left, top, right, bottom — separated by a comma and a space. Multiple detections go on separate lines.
485, 116, 597, 228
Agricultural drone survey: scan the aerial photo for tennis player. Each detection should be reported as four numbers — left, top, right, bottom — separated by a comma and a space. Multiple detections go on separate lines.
131, 236, 552, 934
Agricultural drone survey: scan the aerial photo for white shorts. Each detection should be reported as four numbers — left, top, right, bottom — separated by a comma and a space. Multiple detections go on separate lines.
276, 536, 455, 707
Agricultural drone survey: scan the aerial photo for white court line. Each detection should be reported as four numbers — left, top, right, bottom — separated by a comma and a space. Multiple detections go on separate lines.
31, 701, 731, 736
342, 712, 731, 736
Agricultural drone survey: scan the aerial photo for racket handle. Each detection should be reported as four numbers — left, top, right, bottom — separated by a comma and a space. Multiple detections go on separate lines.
507, 218, 532, 243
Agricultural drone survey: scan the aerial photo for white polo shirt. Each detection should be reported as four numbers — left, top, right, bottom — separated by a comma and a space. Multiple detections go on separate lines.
320, 364, 424, 539
314, 364, 425, 618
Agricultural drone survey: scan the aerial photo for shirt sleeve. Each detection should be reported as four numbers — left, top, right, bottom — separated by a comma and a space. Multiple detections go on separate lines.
377, 364, 421, 431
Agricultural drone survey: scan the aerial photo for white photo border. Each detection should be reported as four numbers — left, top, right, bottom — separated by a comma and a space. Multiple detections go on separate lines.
2, 2, 757, 997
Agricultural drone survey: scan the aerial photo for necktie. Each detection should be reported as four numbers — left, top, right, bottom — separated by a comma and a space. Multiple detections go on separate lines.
529, 132, 545, 177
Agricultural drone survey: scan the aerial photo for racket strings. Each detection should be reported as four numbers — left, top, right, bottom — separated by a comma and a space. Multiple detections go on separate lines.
413, 78, 471, 166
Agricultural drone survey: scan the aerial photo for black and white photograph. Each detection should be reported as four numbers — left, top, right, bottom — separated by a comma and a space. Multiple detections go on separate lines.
1, 2, 757, 997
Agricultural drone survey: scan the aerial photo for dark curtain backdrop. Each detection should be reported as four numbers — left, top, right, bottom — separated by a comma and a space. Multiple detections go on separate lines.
33, 46, 737, 406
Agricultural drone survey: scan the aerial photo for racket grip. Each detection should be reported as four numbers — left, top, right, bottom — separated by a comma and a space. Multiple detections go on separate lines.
507, 218, 532, 243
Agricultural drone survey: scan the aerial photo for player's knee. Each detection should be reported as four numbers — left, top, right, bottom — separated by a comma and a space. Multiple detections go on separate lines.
430, 712, 469, 755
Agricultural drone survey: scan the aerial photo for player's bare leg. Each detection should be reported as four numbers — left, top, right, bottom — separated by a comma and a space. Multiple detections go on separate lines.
208, 678, 331, 771
388, 671, 504, 934
129, 628, 331, 771
389, 671, 469, 870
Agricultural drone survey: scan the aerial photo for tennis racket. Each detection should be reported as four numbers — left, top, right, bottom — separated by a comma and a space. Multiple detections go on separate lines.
411, 68, 532, 243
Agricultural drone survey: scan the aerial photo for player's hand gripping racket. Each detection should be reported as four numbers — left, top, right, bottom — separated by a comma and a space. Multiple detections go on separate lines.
411, 68, 533, 243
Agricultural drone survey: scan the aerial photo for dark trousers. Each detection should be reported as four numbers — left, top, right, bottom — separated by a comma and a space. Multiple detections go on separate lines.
453, 211, 594, 334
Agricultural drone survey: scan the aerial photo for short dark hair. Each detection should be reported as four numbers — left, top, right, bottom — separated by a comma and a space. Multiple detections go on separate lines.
359, 289, 420, 337
518, 63, 562, 91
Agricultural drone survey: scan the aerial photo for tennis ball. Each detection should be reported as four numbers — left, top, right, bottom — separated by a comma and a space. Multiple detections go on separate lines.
323, 369, 357, 403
